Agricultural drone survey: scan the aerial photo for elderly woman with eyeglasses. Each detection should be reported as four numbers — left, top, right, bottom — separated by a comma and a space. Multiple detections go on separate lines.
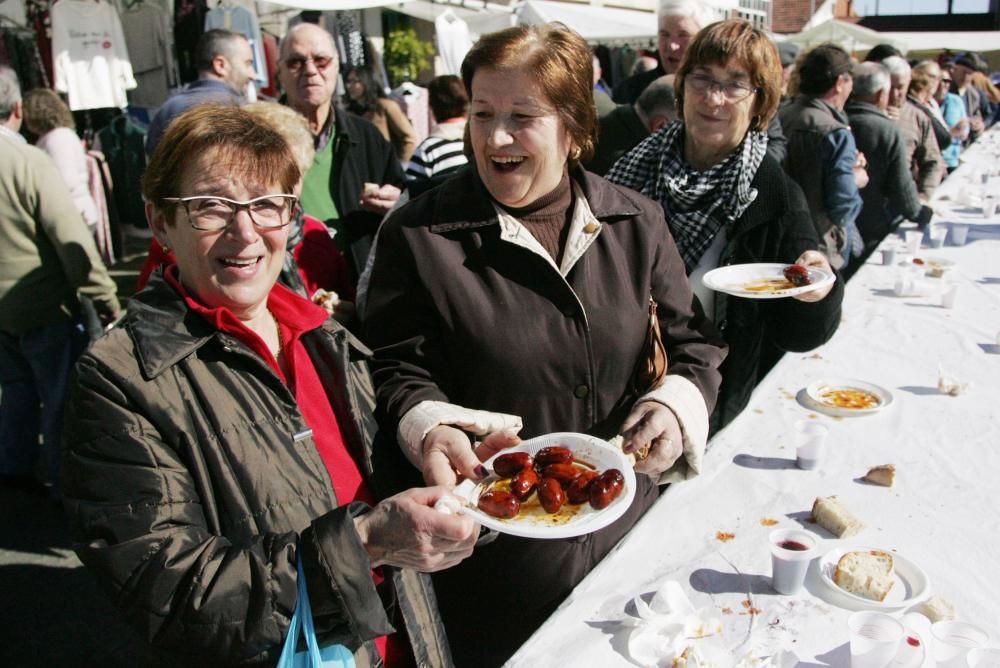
60, 105, 478, 666
608, 19, 844, 431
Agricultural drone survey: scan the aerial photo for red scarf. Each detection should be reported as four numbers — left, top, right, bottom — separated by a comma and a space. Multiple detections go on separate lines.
164, 268, 409, 665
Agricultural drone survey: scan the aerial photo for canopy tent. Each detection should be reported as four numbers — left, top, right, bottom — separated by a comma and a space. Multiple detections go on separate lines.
259, 0, 414, 11
389, 0, 658, 46
781, 18, 908, 55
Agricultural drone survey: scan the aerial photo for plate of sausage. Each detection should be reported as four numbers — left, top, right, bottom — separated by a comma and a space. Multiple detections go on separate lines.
447, 432, 636, 539
702, 263, 835, 299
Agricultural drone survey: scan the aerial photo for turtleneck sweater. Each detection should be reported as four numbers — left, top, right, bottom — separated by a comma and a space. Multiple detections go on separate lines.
497, 171, 573, 263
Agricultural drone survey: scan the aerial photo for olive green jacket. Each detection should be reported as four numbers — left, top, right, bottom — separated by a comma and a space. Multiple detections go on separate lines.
0, 134, 119, 334
61, 273, 452, 667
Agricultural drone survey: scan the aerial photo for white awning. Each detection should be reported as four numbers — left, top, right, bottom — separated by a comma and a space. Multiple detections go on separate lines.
877, 31, 1000, 57
260, 0, 414, 11
782, 18, 907, 54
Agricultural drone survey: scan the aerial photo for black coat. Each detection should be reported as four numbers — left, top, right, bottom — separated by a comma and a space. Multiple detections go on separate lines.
710, 156, 845, 430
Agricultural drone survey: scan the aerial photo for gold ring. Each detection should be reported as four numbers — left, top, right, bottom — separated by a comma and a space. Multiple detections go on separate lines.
635, 444, 650, 461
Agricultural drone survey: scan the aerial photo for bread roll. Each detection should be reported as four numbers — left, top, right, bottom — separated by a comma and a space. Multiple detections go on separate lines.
918, 595, 956, 622
833, 549, 895, 601
863, 464, 895, 487
811, 495, 865, 537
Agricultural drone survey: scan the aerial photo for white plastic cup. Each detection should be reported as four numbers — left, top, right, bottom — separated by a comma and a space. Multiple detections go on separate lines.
968, 648, 1000, 668
929, 226, 947, 248
932, 621, 990, 667
951, 224, 970, 246
941, 283, 959, 309
882, 246, 897, 265
982, 195, 997, 219
794, 420, 829, 470
769, 528, 818, 595
849, 611, 904, 668
905, 230, 923, 254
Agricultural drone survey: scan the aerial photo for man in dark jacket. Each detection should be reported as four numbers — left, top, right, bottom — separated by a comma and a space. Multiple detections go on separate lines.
279, 23, 405, 280
846, 62, 933, 263
780, 43, 864, 270
145, 30, 254, 156
586, 75, 677, 176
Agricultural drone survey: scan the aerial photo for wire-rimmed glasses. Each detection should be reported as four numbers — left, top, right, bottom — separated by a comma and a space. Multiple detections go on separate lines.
685, 72, 759, 102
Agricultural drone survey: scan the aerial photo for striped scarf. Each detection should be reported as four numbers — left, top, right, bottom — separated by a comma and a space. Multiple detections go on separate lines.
606, 120, 768, 271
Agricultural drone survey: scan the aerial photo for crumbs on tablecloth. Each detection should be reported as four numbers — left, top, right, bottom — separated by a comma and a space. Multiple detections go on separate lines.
721, 607, 733, 615
715, 531, 735, 542
752, 408, 764, 414
740, 599, 761, 616
760, 518, 779, 526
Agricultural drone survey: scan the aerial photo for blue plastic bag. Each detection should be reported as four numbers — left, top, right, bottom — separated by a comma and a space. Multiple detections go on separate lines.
277, 555, 356, 668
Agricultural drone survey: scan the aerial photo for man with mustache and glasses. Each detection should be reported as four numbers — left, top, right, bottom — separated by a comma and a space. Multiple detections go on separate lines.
279, 23, 405, 282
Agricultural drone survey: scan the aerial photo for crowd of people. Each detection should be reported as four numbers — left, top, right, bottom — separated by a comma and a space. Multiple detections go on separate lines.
1, 0, 998, 665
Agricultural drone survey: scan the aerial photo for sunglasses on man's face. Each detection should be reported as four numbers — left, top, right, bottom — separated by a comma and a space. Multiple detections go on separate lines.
283, 55, 334, 73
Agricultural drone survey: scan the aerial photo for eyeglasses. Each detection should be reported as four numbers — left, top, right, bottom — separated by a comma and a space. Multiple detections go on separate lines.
283, 54, 334, 73
942, 77, 953, 83
685, 72, 759, 102
162, 195, 298, 232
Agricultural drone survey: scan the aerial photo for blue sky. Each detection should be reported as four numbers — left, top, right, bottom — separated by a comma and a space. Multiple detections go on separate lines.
854, 0, 991, 14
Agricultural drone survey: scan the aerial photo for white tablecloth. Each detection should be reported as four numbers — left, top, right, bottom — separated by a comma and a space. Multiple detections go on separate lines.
507, 144, 1000, 665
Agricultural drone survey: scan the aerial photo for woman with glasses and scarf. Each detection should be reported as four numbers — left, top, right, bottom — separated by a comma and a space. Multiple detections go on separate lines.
608, 19, 844, 431
61, 105, 478, 666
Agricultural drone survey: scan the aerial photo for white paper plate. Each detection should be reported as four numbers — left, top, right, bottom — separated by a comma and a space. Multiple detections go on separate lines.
450, 432, 636, 540
702, 263, 835, 299
805, 378, 894, 417
819, 546, 930, 612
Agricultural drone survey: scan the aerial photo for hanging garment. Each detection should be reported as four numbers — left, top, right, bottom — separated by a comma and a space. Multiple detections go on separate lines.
391, 82, 429, 147
50, 0, 136, 111
95, 114, 147, 228
173, 0, 206, 84
85, 150, 116, 265
204, 3, 267, 88
122, 2, 178, 109
434, 9, 471, 76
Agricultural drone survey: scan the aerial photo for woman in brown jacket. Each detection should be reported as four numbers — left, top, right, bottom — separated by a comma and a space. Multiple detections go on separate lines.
61, 105, 475, 666
344, 64, 418, 163
363, 24, 726, 666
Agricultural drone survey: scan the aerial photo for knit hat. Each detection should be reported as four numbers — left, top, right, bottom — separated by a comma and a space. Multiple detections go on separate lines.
778, 42, 800, 68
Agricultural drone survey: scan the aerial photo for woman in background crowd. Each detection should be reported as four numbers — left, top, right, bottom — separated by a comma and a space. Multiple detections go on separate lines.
21, 89, 100, 232
62, 105, 477, 665
607, 19, 842, 430
343, 64, 418, 162
363, 24, 726, 666
934, 67, 969, 172
405, 74, 469, 196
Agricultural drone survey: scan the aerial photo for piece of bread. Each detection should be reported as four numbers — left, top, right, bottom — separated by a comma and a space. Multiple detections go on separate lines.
833, 549, 895, 601
863, 464, 896, 487
918, 595, 957, 622
812, 495, 865, 537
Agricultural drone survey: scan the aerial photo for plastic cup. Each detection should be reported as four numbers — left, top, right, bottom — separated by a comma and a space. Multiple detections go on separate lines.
769, 528, 818, 595
932, 621, 990, 667
929, 226, 947, 248
951, 224, 970, 246
882, 246, 897, 265
849, 611, 904, 668
794, 420, 829, 470
941, 283, 959, 309
905, 230, 923, 254
983, 195, 998, 219
968, 648, 1000, 667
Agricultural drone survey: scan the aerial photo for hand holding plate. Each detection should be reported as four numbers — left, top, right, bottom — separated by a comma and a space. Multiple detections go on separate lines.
619, 401, 683, 477
793, 250, 835, 303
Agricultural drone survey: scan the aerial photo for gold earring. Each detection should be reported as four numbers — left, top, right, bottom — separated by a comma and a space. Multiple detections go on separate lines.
160, 241, 171, 253
570, 147, 581, 161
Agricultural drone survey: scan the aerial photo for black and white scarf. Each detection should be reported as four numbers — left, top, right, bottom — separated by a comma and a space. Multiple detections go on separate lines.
606, 120, 768, 271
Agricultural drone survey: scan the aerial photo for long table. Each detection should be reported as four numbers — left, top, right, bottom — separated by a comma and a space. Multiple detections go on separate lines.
507, 138, 1000, 665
